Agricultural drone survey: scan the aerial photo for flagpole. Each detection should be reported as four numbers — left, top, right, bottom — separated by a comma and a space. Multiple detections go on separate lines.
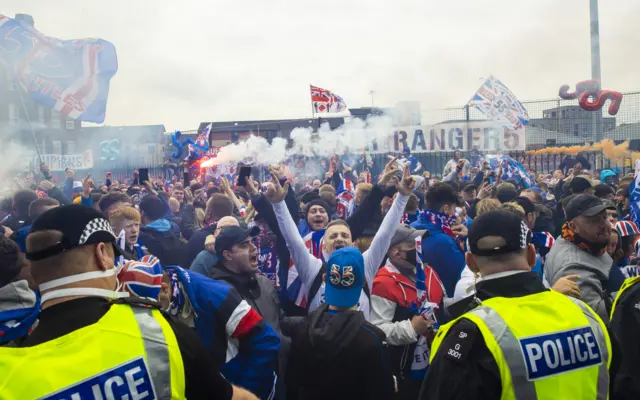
309, 84, 315, 120
15, 82, 43, 164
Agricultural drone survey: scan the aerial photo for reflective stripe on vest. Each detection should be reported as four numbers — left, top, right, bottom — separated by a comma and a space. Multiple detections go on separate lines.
467, 297, 609, 400
0, 304, 185, 400
610, 275, 640, 321
565, 297, 609, 400
133, 307, 172, 399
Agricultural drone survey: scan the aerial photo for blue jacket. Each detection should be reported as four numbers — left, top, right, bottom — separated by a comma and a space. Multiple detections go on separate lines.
165, 266, 280, 398
14, 225, 30, 252
410, 217, 465, 297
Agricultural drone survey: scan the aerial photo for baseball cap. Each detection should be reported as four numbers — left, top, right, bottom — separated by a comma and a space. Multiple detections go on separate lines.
468, 210, 532, 256
459, 181, 478, 193
565, 194, 608, 221
26, 204, 123, 261
214, 225, 260, 255
496, 185, 518, 204
513, 196, 545, 215
569, 177, 595, 194
390, 225, 428, 247
72, 181, 83, 192
324, 247, 365, 308
594, 184, 615, 199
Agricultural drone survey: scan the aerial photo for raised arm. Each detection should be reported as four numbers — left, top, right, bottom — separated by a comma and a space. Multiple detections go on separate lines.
363, 165, 413, 288
267, 172, 323, 291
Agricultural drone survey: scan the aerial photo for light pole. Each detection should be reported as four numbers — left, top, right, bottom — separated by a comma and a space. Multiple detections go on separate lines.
590, 0, 602, 141
369, 90, 375, 109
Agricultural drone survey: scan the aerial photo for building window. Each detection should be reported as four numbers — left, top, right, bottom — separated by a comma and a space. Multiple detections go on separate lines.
66, 141, 76, 154
65, 118, 75, 130
37, 106, 45, 124
561, 110, 566, 118
52, 140, 62, 155
574, 124, 579, 136
51, 111, 61, 128
8, 103, 19, 125
551, 111, 557, 118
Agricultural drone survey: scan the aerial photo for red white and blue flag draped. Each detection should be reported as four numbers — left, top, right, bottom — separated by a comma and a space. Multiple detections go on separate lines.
117, 255, 164, 300
0, 15, 118, 123
286, 230, 325, 307
469, 76, 529, 130
335, 177, 355, 219
310, 85, 348, 114
486, 155, 534, 188
629, 160, 640, 228
615, 220, 640, 237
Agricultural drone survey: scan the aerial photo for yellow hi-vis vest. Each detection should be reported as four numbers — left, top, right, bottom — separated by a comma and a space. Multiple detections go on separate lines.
610, 275, 640, 321
0, 303, 185, 400
431, 290, 611, 400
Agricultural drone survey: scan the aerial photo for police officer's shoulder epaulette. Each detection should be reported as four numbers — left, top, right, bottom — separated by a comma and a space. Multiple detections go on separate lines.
112, 296, 162, 310
439, 318, 479, 364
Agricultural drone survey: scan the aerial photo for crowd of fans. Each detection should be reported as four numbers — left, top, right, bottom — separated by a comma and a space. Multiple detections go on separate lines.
0, 151, 638, 399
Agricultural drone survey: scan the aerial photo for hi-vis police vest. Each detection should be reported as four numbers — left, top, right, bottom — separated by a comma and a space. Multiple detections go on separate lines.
610, 275, 640, 321
0, 303, 185, 400
431, 290, 611, 400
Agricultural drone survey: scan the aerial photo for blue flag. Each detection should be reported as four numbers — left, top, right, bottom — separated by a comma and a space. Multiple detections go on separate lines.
0, 15, 118, 123
487, 155, 533, 188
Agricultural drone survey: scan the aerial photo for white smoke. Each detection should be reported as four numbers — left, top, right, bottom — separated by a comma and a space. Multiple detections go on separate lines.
0, 140, 38, 195
206, 112, 399, 168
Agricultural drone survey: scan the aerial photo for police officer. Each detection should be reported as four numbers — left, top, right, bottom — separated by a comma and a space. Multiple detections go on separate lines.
420, 210, 612, 400
610, 275, 640, 399
0, 205, 256, 400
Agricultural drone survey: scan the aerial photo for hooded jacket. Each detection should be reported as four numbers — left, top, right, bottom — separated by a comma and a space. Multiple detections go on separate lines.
210, 264, 283, 337
0, 280, 39, 346
410, 215, 465, 297
544, 237, 613, 323
139, 218, 187, 267
286, 304, 395, 400
164, 266, 280, 398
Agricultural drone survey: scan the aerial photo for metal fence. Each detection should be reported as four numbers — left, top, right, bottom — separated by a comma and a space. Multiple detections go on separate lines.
405, 91, 640, 177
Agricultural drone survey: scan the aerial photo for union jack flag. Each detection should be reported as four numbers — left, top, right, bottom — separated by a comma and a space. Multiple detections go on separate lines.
310, 85, 348, 114
117, 255, 164, 300
469, 76, 529, 130
286, 230, 325, 307
616, 220, 640, 237
0, 15, 118, 123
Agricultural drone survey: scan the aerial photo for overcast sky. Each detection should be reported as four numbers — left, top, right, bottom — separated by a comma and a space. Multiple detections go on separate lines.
2, 0, 639, 131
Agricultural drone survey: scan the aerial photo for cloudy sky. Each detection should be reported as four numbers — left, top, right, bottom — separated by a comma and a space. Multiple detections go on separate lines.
2, 0, 639, 131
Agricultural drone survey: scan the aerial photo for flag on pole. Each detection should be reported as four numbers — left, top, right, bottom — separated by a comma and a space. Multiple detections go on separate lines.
629, 160, 640, 227
469, 76, 529, 130
310, 85, 348, 114
486, 155, 534, 188
0, 14, 118, 123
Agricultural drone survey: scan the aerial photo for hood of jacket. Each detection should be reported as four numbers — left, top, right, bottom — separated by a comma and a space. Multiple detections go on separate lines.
305, 304, 365, 358
0, 280, 39, 344
210, 264, 262, 300
144, 218, 172, 233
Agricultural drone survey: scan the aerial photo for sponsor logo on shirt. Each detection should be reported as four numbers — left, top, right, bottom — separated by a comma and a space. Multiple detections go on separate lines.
520, 326, 602, 381
42, 357, 156, 400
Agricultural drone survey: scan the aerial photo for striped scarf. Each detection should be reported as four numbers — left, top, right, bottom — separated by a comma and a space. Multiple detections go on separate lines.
420, 210, 457, 239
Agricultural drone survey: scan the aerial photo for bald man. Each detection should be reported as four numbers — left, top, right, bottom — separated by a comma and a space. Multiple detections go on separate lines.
190, 216, 240, 276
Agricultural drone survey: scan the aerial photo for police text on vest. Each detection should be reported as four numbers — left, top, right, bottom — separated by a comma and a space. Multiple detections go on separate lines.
519, 326, 602, 381
41, 357, 156, 400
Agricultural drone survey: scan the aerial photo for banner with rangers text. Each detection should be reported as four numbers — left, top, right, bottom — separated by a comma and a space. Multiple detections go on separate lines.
369, 121, 525, 154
